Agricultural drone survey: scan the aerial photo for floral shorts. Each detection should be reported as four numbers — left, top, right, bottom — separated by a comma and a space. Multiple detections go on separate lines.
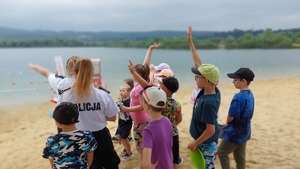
133, 122, 148, 145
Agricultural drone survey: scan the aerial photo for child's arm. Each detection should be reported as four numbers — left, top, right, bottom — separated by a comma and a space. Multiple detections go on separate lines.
187, 26, 202, 67
87, 152, 94, 168
120, 104, 143, 113
149, 64, 157, 86
141, 148, 159, 169
187, 123, 215, 151
175, 104, 182, 126
143, 43, 160, 66
128, 60, 149, 88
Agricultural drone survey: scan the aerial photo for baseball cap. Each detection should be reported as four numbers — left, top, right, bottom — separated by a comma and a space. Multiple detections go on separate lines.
50, 102, 79, 125
191, 64, 220, 85
156, 69, 174, 82
141, 86, 166, 108
155, 63, 170, 72
227, 68, 255, 81
157, 76, 179, 93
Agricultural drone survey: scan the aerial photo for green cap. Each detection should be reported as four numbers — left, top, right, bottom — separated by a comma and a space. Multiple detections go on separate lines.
198, 64, 220, 85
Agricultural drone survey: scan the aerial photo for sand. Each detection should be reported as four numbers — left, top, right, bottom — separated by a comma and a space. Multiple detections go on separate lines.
1, 76, 300, 169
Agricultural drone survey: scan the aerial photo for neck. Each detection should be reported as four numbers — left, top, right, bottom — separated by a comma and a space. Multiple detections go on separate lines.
203, 85, 216, 95
150, 112, 163, 121
61, 125, 77, 132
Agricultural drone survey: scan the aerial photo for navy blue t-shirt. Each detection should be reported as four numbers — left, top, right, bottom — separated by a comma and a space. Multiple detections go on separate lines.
189, 87, 221, 144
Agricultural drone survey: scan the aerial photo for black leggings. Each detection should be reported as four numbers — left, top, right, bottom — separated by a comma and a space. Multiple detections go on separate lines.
91, 127, 120, 169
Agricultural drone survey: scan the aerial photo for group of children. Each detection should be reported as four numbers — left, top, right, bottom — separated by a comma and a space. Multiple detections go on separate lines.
30, 26, 255, 169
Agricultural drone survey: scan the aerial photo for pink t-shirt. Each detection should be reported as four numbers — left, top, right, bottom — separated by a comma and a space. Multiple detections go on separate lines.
129, 84, 150, 124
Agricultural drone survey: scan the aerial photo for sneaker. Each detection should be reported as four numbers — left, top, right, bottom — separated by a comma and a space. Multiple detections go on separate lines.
111, 135, 119, 142
178, 157, 183, 166
128, 136, 133, 142
121, 152, 134, 161
120, 149, 127, 156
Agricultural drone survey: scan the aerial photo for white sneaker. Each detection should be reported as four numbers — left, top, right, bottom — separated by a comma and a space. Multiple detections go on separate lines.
121, 152, 134, 161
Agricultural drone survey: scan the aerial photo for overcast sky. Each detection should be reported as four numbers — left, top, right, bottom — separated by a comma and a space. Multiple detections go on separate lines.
0, 0, 299, 32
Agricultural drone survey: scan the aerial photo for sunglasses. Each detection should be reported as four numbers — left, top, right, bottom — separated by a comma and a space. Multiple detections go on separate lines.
194, 75, 204, 81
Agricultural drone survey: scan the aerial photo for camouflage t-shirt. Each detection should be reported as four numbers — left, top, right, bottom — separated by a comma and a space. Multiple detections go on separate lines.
43, 130, 97, 169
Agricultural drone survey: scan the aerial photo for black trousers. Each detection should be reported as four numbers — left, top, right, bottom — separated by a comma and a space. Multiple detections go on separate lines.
91, 127, 120, 169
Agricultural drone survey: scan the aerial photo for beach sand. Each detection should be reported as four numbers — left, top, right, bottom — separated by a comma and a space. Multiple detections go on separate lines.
1, 76, 300, 169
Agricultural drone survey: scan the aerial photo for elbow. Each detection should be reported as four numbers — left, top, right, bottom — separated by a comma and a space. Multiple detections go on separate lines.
107, 115, 117, 122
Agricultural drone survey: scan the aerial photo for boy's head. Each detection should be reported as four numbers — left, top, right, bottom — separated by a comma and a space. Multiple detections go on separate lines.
141, 86, 166, 110
191, 64, 220, 85
157, 76, 179, 94
52, 102, 79, 125
227, 68, 255, 82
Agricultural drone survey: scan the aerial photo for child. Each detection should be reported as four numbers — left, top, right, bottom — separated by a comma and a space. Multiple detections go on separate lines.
43, 102, 97, 168
129, 60, 182, 168
119, 62, 151, 168
140, 86, 173, 169
188, 64, 221, 169
218, 68, 255, 169
115, 79, 134, 160
156, 76, 182, 169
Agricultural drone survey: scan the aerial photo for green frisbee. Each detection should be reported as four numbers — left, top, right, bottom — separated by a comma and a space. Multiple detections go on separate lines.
190, 147, 205, 169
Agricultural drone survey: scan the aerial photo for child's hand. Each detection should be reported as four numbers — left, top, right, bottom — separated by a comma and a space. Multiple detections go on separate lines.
187, 142, 198, 152
128, 60, 135, 74
150, 64, 155, 72
150, 42, 160, 50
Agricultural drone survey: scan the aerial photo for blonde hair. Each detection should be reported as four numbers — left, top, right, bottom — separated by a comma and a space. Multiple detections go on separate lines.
71, 58, 93, 101
66, 56, 80, 76
123, 78, 134, 91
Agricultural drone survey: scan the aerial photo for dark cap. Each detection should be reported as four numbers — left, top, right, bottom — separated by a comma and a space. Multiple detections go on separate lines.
227, 68, 255, 81
53, 102, 79, 125
191, 67, 201, 75
162, 76, 179, 93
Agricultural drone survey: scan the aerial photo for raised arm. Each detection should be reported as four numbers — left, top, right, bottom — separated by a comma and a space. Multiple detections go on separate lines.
128, 60, 149, 88
143, 43, 160, 66
28, 63, 52, 78
187, 26, 202, 67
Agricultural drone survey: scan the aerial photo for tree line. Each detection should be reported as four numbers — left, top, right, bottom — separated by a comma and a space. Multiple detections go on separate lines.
0, 28, 299, 49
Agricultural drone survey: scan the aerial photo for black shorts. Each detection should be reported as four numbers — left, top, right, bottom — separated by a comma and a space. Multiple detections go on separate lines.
173, 135, 180, 164
91, 127, 120, 169
116, 121, 133, 139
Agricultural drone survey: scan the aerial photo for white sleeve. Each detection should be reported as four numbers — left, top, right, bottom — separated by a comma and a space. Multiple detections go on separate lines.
104, 93, 120, 118
48, 74, 64, 93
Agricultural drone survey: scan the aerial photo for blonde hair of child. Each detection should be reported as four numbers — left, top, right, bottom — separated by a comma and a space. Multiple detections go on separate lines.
66, 56, 80, 76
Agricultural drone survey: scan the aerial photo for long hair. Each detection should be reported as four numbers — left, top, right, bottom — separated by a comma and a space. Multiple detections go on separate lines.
66, 56, 80, 76
134, 64, 150, 82
71, 58, 93, 101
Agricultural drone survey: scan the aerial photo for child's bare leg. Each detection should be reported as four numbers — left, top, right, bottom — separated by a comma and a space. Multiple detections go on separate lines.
121, 138, 132, 154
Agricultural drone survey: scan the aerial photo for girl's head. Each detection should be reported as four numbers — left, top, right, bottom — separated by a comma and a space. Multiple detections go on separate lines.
72, 58, 93, 100
66, 56, 80, 76
134, 64, 150, 82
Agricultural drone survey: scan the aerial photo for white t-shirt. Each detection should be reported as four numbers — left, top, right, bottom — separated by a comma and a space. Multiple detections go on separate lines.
58, 85, 119, 132
48, 74, 75, 95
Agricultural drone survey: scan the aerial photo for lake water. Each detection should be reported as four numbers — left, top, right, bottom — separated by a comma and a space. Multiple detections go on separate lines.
0, 47, 300, 107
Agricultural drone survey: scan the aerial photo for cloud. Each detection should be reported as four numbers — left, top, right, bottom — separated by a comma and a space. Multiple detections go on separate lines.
0, 0, 299, 31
